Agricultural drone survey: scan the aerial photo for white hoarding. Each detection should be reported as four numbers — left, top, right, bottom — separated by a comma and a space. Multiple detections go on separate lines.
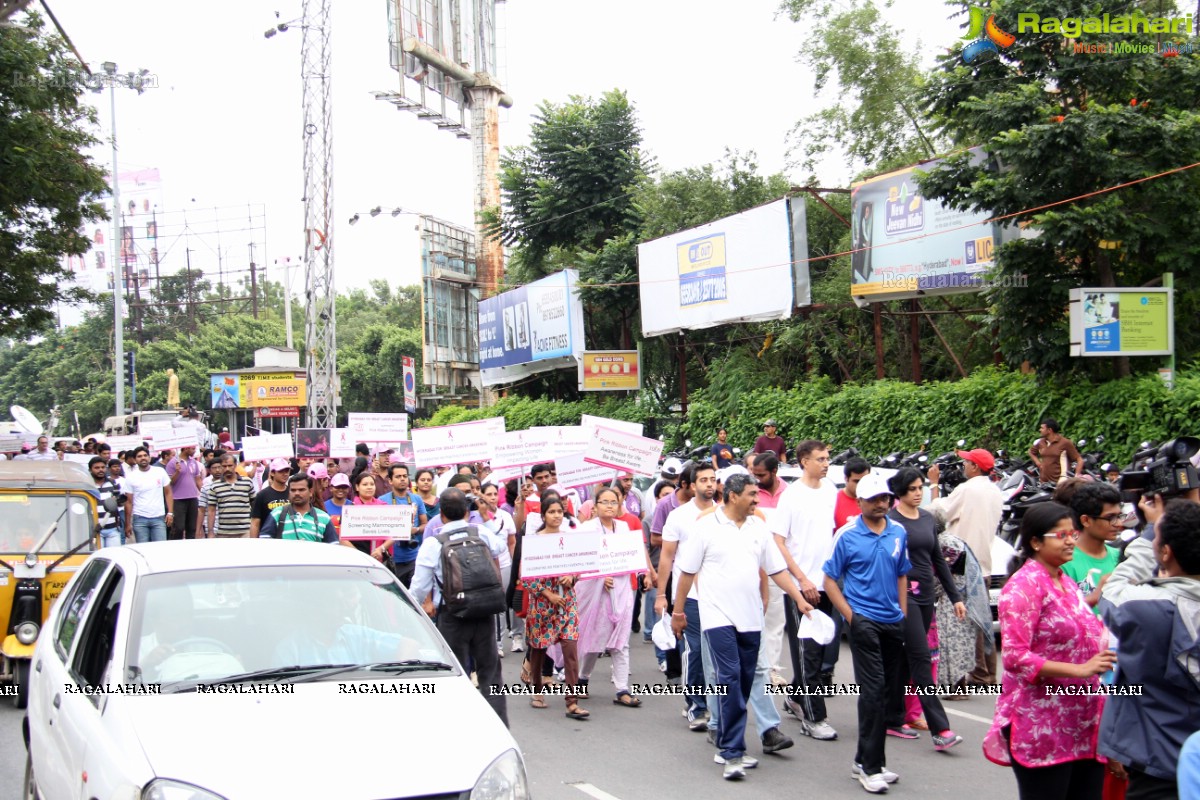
636, 198, 809, 337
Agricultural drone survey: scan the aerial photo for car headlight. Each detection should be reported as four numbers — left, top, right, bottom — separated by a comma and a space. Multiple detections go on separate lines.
142, 779, 229, 800
471, 749, 529, 800
15, 621, 39, 645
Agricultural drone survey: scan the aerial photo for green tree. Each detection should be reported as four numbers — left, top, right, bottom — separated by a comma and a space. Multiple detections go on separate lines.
492, 90, 648, 277
0, 13, 109, 337
779, 0, 940, 176
920, 0, 1200, 375
338, 324, 423, 413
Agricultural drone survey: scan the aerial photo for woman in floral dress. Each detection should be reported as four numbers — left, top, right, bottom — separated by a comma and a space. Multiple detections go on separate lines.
983, 502, 1114, 799
521, 494, 589, 719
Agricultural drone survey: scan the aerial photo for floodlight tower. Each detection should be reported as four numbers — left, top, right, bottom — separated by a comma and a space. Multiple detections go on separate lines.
300, 0, 337, 426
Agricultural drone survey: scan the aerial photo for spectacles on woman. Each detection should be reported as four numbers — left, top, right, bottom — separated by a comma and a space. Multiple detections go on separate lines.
596, 499, 620, 506
1041, 530, 1081, 541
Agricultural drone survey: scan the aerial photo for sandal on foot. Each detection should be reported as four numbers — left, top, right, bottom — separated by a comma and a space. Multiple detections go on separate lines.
565, 704, 591, 720
520, 663, 532, 686
613, 691, 641, 708
530, 696, 547, 709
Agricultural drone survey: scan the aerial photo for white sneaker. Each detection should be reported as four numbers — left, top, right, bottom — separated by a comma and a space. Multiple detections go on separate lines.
722, 757, 747, 780
714, 754, 758, 768
852, 763, 899, 784
857, 771, 889, 794
511, 635, 525, 653
497, 644, 505, 658
800, 719, 839, 741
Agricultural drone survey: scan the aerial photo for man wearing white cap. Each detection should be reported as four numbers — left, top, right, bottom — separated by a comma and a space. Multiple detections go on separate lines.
643, 457, 684, 522
823, 471, 912, 794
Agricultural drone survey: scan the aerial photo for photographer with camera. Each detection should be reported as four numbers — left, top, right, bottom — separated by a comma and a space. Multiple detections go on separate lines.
1097, 496, 1200, 800
928, 448, 1003, 686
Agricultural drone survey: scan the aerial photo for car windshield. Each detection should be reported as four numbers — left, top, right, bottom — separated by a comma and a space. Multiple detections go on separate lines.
0, 494, 92, 554
124, 565, 452, 686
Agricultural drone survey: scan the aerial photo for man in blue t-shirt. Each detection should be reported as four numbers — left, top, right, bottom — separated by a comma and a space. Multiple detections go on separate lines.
823, 472, 912, 794
710, 428, 734, 469
371, 464, 428, 588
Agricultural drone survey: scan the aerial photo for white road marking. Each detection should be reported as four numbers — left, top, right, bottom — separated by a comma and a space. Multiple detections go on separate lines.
944, 706, 995, 725
569, 782, 625, 800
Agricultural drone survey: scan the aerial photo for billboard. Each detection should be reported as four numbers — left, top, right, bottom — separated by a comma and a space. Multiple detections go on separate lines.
579, 351, 641, 392
210, 371, 307, 409
636, 198, 809, 337
478, 270, 585, 385
850, 148, 1005, 301
1069, 288, 1173, 357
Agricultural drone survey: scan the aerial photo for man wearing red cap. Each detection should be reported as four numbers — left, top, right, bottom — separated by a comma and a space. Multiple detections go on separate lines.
927, 447, 1003, 685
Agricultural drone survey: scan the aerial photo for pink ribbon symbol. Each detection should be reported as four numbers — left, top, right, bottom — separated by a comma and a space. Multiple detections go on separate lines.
558, 536, 564, 549
602, 538, 608, 549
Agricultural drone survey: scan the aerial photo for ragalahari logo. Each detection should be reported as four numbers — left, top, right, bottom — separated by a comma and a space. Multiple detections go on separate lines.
961, 6, 1017, 62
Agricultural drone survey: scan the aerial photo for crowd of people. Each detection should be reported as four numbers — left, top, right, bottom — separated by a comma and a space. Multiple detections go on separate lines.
6, 413, 1200, 797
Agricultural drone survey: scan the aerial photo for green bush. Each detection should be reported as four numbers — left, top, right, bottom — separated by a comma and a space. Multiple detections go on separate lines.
680, 366, 1200, 466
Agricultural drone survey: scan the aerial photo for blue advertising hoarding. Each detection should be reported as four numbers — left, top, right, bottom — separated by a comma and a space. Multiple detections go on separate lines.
478, 270, 585, 384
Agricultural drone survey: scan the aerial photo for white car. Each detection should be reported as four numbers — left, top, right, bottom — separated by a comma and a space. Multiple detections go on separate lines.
24, 540, 528, 800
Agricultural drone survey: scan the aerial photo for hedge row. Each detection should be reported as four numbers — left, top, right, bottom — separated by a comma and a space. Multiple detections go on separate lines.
420, 367, 1200, 467
679, 367, 1200, 466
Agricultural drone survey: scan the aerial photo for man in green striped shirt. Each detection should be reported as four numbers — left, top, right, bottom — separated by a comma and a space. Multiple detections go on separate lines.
261, 474, 344, 544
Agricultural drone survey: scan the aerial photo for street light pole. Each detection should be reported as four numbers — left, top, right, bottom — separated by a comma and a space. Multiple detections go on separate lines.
97, 61, 151, 416
106, 63, 124, 417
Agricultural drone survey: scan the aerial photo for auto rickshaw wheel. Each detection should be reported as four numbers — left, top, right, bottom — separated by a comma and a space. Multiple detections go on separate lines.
13, 659, 29, 710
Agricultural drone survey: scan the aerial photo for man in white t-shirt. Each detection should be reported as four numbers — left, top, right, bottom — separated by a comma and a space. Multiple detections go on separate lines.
770, 439, 840, 741
655, 463, 717, 730
124, 445, 174, 543
672, 474, 814, 781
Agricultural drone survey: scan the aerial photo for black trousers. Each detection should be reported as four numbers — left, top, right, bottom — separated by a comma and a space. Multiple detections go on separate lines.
885, 602, 950, 733
392, 559, 416, 588
784, 592, 832, 722
170, 498, 198, 540
1125, 770, 1177, 800
437, 612, 509, 727
849, 615, 905, 775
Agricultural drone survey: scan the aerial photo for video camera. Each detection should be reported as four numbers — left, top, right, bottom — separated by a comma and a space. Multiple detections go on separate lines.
1118, 437, 1200, 501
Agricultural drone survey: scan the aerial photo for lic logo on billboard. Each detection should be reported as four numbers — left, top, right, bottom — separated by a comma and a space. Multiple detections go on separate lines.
688, 241, 714, 264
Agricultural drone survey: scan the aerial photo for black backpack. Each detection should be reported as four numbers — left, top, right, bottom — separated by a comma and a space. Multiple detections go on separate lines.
435, 525, 505, 620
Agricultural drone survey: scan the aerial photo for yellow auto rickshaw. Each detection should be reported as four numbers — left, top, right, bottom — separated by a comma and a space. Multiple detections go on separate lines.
0, 461, 99, 708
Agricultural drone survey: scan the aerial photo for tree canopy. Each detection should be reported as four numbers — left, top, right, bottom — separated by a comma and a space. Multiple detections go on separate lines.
0, 13, 109, 337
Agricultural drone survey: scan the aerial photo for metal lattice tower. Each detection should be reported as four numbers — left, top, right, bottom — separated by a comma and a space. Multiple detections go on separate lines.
301, 0, 337, 426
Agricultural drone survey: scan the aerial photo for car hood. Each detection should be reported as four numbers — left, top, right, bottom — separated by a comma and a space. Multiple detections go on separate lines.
114, 675, 517, 798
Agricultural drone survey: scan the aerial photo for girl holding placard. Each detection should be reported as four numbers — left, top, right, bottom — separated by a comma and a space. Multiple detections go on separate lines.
521, 494, 589, 719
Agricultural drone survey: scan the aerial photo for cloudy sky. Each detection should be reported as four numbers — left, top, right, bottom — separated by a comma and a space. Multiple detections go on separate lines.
47, 0, 963, 321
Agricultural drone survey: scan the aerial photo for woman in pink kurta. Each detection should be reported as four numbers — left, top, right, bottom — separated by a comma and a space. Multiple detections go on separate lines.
983, 502, 1114, 800
575, 487, 646, 707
